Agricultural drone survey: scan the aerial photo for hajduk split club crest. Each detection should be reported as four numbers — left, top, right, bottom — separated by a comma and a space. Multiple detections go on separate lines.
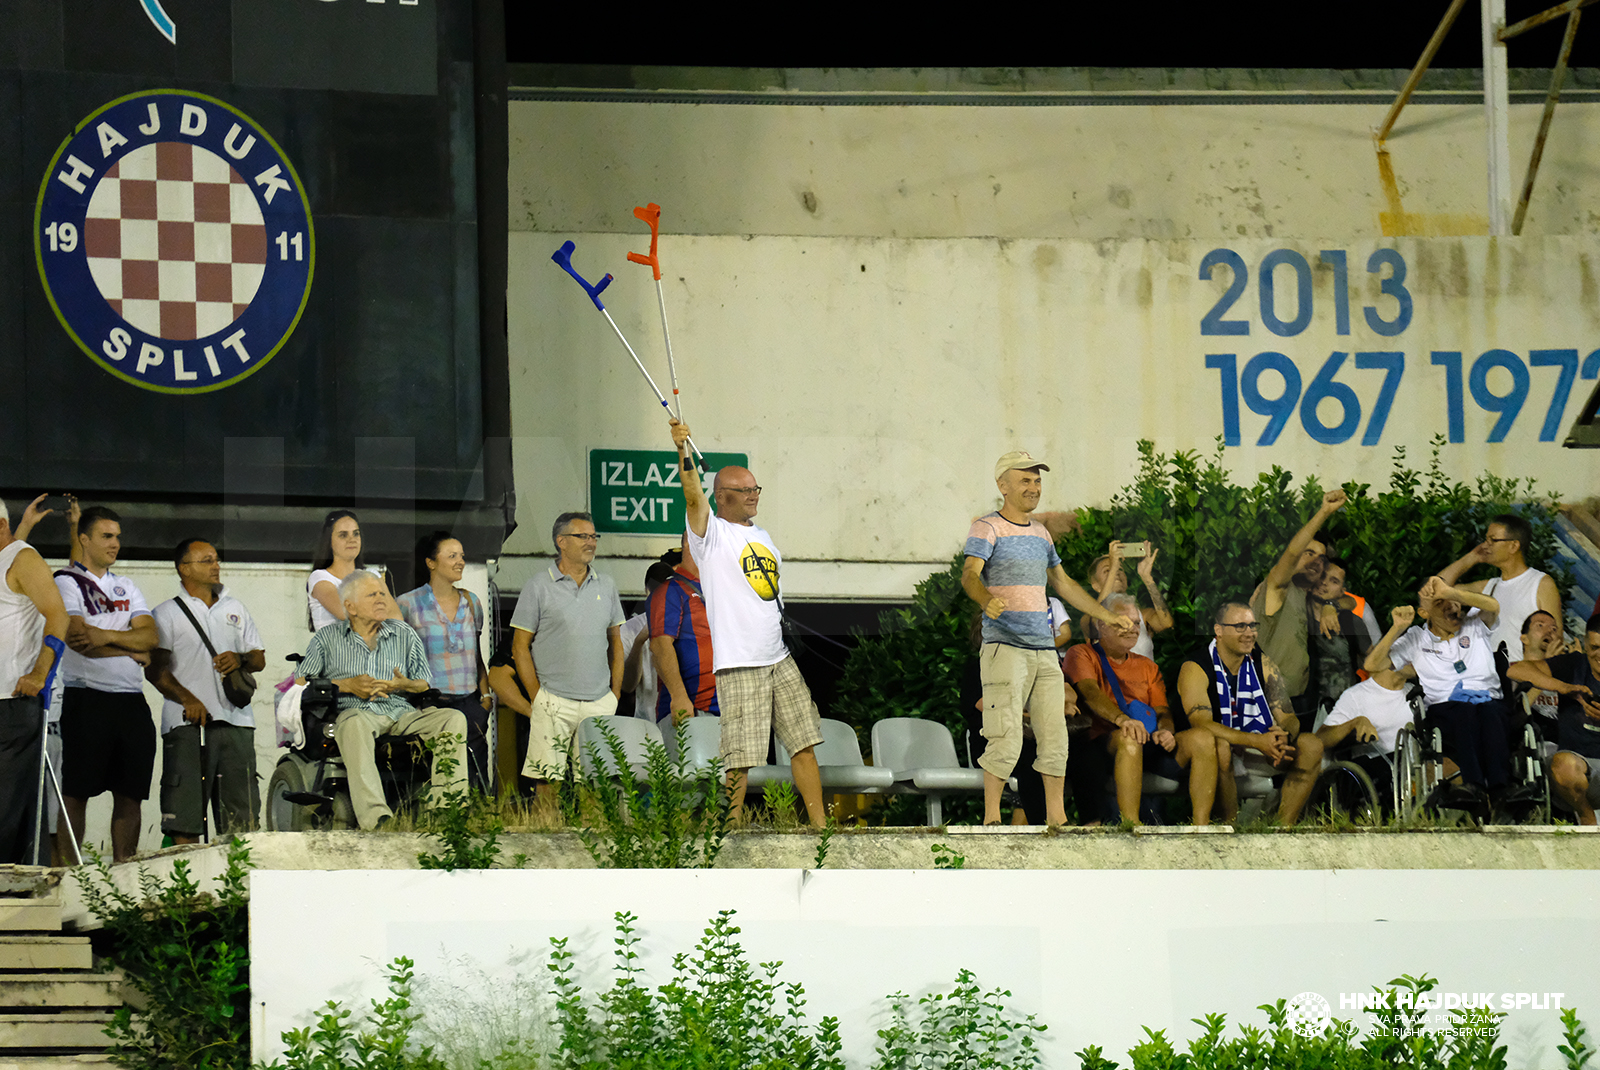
35, 90, 313, 394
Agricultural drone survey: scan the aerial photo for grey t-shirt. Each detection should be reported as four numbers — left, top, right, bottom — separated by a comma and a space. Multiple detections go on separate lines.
509, 565, 625, 701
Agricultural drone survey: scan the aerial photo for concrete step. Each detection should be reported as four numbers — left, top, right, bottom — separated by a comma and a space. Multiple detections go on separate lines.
0, 900, 61, 935
0, 939, 92, 973
0, 870, 58, 898
0, 1012, 115, 1051
0, 975, 126, 1011
0, 1055, 115, 1068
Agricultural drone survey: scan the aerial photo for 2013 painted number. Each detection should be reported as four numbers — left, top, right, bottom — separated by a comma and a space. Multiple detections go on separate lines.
1200, 248, 1412, 337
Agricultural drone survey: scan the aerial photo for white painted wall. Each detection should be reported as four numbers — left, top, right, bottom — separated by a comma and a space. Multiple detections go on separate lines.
52, 561, 488, 857
251, 868, 1600, 1069
502, 99, 1600, 597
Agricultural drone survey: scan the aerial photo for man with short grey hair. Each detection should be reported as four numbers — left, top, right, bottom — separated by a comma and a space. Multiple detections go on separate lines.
510, 512, 624, 795
299, 570, 467, 828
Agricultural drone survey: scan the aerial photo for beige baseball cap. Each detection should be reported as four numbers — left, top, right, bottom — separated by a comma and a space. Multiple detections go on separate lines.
994, 450, 1050, 480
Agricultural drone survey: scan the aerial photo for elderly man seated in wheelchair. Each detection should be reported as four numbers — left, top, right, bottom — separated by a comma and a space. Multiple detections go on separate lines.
298, 569, 468, 829
1365, 580, 1538, 817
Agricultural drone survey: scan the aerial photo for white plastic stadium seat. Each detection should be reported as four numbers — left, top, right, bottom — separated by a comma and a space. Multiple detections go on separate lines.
778, 718, 897, 799
870, 717, 988, 826
661, 715, 723, 776
576, 715, 663, 781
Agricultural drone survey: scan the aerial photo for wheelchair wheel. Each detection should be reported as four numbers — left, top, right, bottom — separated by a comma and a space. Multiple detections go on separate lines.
1311, 761, 1380, 823
265, 760, 318, 831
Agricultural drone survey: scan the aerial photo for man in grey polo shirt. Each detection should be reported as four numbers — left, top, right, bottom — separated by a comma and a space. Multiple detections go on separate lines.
147, 538, 266, 842
299, 570, 468, 829
510, 511, 625, 793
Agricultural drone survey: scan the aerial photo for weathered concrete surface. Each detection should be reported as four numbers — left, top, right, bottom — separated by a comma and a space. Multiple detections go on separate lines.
55, 827, 1600, 928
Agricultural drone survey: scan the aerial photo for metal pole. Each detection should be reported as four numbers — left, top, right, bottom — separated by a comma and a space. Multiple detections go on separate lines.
655, 280, 682, 422
1500, 0, 1597, 41
45, 752, 81, 867
599, 309, 708, 467
1483, 0, 1513, 235
1512, 10, 1582, 234
1377, 0, 1471, 142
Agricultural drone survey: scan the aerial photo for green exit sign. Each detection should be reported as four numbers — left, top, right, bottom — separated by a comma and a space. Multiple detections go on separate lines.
588, 449, 749, 536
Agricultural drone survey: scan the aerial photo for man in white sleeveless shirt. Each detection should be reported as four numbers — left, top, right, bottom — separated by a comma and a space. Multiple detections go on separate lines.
1435, 513, 1562, 663
0, 497, 69, 864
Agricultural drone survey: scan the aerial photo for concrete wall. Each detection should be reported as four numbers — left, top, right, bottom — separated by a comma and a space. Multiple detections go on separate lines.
501, 98, 1600, 595
51, 562, 488, 858
250, 865, 1600, 1068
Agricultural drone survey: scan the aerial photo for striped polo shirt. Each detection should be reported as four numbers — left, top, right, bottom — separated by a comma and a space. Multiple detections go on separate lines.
964, 512, 1061, 650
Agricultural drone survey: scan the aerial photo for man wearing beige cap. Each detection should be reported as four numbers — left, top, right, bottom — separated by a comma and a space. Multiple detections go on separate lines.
962, 452, 1140, 825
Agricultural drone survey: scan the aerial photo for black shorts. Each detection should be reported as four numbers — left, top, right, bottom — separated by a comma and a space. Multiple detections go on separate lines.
60, 687, 157, 801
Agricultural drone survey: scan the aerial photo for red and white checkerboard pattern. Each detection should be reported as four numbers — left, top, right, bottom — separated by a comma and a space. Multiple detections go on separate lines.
83, 142, 268, 341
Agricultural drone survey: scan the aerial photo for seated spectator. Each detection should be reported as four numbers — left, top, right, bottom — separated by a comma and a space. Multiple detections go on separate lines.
620, 559, 676, 721
298, 570, 468, 829
396, 533, 490, 793
1365, 581, 1524, 810
1307, 554, 1372, 710
1080, 540, 1173, 658
1177, 602, 1324, 825
1315, 656, 1419, 810
1252, 488, 1347, 717
1508, 613, 1600, 825
1064, 593, 1217, 826
648, 542, 719, 727
1517, 609, 1566, 727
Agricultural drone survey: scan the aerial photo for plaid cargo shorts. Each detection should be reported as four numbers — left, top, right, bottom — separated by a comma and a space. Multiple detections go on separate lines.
715, 655, 824, 769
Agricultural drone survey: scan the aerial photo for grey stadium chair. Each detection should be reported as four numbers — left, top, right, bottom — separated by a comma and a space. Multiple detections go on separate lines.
870, 716, 988, 826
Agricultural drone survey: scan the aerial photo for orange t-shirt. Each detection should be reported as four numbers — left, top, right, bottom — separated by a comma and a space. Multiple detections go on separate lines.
1062, 643, 1169, 739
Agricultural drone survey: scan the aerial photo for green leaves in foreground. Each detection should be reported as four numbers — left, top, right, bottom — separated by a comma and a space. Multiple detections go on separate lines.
76, 837, 253, 1070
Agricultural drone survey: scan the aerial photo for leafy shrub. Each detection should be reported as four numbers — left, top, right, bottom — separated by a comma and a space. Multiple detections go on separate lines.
570, 721, 732, 868
262, 956, 446, 1070
873, 968, 1046, 1069
76, 837, 252, 1070
417, 735, 515, 871
547, 909, 845, 1070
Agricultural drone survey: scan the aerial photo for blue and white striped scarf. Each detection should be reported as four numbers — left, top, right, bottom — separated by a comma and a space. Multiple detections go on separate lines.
1209, 640, 1273, 733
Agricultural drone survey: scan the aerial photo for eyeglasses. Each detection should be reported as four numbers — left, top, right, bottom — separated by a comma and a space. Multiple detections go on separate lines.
181, 556, 220, 566
725, 486, 762, 496
1217, 622, 1260, 632
560, 533, 601, 543
1484, 537, 1517, 543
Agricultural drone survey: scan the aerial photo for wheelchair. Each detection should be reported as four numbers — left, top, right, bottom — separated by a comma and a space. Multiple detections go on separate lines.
1391, 687, 1550, 825
263, 654, 435, 831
